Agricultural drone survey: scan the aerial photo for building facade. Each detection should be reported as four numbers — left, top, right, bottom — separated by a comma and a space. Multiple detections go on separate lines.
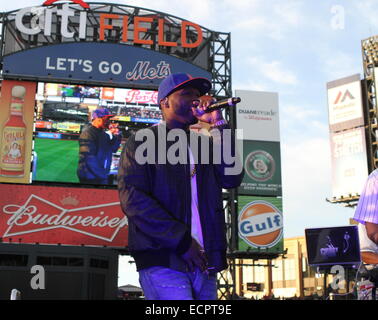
235, 236, 354, 299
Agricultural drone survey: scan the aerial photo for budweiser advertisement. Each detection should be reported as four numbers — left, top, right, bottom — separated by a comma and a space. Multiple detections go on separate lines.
0, 80, 36, 184
0, 184, 128, 247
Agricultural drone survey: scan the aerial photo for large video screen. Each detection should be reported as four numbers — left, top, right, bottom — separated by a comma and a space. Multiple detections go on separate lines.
33, 83, 162, 186
45, 83, 101, 99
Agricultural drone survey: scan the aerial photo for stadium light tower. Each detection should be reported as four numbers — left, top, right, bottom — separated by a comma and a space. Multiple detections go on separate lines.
361, 36, 378, 174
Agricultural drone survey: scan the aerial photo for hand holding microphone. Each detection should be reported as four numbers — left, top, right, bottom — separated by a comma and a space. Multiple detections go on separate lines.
202, 97, 241, 113
191, 96, 241, 124
108, 123, 120, 135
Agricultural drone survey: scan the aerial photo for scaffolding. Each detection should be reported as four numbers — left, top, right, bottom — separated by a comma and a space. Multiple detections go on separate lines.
0, 2, 247, 299
326, 36, 378, 209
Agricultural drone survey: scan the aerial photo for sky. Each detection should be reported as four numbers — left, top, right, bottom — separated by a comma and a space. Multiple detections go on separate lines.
1, 0, 377, 286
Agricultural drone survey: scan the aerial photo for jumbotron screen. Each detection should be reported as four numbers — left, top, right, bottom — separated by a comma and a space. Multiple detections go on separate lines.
33, 83, 162, 186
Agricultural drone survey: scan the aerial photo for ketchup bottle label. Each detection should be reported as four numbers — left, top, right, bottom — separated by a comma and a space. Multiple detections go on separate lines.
10, 98, 23, 114
1, 126, 25, 172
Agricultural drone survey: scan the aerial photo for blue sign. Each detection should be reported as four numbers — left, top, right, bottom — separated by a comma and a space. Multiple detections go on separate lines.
131, 117, 160, 124
37, 132, 62, 139
3, 43, 211, 87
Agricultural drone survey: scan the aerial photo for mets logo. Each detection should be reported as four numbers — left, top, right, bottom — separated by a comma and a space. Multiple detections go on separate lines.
245, 150, 275, 182
238, 200, 283, 249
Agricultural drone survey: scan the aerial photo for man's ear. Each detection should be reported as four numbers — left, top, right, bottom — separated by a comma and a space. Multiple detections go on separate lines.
92, 117, 103, 128
160, 97, 169, 109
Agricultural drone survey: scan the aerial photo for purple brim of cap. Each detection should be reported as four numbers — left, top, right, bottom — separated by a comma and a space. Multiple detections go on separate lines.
158, 73, 212, 103
172, 78, 211, 95
92, 108, 114, 119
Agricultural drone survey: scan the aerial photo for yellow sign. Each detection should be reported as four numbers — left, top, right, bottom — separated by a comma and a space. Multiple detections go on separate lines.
111, 116, 131, 122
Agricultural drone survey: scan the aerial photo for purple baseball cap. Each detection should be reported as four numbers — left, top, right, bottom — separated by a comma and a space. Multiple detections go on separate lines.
157, 73, 212, 104
92, 108, 113, 120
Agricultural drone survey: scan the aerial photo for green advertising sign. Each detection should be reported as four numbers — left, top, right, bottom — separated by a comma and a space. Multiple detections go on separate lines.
238, 140, 282, 196
238, 196, 283, 253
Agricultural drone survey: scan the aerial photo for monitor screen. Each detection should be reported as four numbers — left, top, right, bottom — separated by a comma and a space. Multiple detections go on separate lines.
33, 83, 162, 186
305, 226, 361, 267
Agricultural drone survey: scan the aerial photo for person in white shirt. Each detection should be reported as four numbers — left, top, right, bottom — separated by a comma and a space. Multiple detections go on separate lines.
354, 169, 378, 264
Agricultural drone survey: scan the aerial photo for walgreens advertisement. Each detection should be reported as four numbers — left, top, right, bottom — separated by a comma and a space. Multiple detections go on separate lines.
0, 184, 128, 247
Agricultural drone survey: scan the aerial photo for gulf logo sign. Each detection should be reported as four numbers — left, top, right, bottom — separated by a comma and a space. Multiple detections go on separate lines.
238, 200, 283, 249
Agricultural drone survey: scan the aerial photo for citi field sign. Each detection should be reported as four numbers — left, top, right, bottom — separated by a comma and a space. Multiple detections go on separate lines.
2, 1, 211, 86
238, 200, 283, 249
15, 2, 203, 48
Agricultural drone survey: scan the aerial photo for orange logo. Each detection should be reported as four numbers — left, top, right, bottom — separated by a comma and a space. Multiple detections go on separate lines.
238, 200, 283, 249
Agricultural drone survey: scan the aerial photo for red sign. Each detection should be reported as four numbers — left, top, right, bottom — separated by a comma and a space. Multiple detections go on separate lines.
35, 120, 53, 129
113, 88, 158, 105
125, 89, 158, 105
0, 80, 37, 184
0, 184, 128, 247
43, 0, 90, 9
16, 5, 203, 49
101, 87, 115, 100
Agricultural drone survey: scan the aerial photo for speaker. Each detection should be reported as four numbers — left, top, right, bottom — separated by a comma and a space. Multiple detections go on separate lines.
0, 243, 118, 300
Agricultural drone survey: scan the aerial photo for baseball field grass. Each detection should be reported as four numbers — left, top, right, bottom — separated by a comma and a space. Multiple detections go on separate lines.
34, 138, 80, 183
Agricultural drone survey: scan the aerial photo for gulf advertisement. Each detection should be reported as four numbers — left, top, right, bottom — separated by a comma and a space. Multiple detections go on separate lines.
0, 184, 128, 247
0, 80, 36, 184
238, 196, 283, 253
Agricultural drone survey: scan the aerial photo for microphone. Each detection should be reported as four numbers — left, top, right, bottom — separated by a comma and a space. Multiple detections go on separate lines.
203, 97, 241, 113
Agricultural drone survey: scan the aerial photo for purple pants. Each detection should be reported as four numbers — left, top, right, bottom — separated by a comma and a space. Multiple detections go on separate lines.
138, 266, 217, 300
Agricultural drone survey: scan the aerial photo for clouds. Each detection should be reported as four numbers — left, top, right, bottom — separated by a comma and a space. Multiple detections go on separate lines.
273, 2, 303, 26
318, 48, 361, 82
280, 135, 352, 235
234, 57, 298, 102
1, 1, 368, 239
282, 137, 331, 188
248, 57, 298, 85
353, 1, 378, 32
280, 104, 327, 140
228, 1, 304, 41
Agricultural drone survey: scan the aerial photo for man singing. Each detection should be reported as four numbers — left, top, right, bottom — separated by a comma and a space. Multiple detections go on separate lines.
77, 108, 121, 185
118, 73, 243, 300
